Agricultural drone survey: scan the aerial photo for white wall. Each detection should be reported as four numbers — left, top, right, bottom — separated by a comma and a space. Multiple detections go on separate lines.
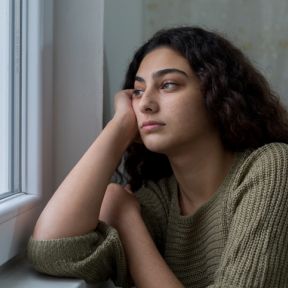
103, 0, 143, 124
53, 0, 104, 187
52, 0, 144, 187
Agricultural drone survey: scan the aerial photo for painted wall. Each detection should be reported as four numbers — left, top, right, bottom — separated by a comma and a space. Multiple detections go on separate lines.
103, 0, 143, 124
53, 0, 104, 187
143, 0, 288, 105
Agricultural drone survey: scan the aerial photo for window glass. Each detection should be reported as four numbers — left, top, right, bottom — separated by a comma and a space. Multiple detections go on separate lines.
0, 0, 21, 199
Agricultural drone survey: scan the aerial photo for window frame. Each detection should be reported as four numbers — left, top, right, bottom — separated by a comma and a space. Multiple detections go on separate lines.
0, 0, 53, 265
0, 0, 11, 198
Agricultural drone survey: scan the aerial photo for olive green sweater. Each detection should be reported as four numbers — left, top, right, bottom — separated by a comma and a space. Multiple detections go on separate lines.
27, 143, 288, 287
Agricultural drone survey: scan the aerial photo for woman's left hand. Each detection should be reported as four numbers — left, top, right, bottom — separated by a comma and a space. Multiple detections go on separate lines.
99, 183, 140, 229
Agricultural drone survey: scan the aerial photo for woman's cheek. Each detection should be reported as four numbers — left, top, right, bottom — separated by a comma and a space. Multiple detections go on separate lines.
131, 101, 140, 123
131, 98, 137, 111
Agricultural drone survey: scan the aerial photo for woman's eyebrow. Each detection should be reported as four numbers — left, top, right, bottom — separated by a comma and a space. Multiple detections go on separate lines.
153, 68, 188, 79
135, 68, 188, 83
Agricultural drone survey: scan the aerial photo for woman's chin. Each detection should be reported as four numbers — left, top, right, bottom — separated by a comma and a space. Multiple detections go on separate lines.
142, 141, 170, 154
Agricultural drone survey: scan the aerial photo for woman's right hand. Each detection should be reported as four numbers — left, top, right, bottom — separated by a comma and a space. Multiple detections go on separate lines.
113, 89, 138, 142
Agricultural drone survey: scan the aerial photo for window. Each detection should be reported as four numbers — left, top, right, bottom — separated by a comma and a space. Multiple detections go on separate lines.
0, 0, 10, 198
0, 0, 53, 265
0, 0, 22, 201
0, 0, 12, 198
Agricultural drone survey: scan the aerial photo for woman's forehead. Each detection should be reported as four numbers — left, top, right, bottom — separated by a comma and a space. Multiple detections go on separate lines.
137, 47, 193, 78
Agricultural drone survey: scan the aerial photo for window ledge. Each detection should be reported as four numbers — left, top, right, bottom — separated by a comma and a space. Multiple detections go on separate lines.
0, 257, 115, 288
0, 193, 40, 224
0, 194, 41, 265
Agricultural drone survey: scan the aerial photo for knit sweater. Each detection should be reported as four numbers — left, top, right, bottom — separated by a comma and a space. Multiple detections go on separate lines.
27, 143, 288, 287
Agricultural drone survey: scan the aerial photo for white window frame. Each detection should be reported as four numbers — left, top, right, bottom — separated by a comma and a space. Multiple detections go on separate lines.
0, 0, 53, 265
0, 0, 10, 197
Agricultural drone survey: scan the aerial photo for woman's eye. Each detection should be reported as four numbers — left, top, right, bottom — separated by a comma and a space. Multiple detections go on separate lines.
162, 82, 177, 90
132, 89, 144, 97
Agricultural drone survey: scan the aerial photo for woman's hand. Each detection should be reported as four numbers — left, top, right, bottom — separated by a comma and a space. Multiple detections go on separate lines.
100, 183, 183, 287
114, 89, 135, 117
99, 183, 140, 229
112, 89, 138, 141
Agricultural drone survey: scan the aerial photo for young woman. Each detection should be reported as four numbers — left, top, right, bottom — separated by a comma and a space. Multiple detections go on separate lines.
28, 26, 288, 288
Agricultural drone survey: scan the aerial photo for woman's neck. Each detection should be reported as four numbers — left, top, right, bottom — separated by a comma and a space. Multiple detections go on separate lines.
168, 138, 235, 216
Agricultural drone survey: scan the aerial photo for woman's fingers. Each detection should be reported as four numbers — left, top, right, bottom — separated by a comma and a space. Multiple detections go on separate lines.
114, 89, 134, 112
112, 89, 138, 141
124, 184, 133, 194
100, 183, 139, 227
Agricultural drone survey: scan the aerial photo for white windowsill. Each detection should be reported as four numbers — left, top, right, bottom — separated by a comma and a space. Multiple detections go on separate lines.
0, 193, 40, 224
0, 194, 41, 265
0, 257, 115, 288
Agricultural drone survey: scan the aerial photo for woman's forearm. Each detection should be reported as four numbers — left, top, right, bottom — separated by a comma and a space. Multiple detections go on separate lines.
118, 212, 184, 288
33, 116, 134, 240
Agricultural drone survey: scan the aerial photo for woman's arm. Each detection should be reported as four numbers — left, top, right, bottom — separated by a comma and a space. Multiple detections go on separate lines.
100, 184, 184, 288
119, 212, 184, 288
33, 90, 137, 240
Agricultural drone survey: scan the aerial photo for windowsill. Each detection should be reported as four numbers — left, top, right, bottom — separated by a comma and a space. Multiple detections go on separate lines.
0, 256, 115, 288
0, 193, 41, 265
0, 193, 40, 224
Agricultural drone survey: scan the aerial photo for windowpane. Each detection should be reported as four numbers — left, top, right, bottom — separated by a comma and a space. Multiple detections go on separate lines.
0, 0, 21, 199
0, 0, 11, 196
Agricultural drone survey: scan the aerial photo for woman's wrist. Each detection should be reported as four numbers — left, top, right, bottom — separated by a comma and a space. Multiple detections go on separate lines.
110, 113, 137, 144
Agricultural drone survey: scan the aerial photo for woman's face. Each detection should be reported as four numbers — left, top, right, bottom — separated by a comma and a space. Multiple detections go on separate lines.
132, 47, 217, 156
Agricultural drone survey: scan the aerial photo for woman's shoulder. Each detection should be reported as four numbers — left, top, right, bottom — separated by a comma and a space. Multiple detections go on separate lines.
242, 142, 288, 170
249, 142, 288, 157
232, 142, 288, 193
225, 142, 288, 219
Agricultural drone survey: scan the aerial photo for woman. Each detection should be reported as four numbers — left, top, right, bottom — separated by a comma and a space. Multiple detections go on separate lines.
28, 26, 288, 287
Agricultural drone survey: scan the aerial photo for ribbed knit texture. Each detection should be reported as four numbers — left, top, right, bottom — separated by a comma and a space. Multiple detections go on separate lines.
27, 143, 288, 287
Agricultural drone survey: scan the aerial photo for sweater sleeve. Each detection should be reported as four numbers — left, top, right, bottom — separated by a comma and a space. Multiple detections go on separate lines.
27, 221, 131, 287
210, 143, 288, 288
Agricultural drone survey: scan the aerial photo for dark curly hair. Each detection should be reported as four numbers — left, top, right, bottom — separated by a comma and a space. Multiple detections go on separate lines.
119, 26, 288, 191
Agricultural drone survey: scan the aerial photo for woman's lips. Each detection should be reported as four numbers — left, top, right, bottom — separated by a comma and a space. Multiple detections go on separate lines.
141, 121, 165, 132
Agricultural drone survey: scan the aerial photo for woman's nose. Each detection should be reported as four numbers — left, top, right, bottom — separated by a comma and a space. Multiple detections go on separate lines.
139, 90, 159, 113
